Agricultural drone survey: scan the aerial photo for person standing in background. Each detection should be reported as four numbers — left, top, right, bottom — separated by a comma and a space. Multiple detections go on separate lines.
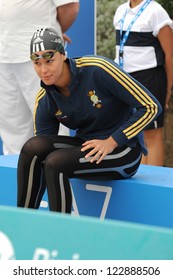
0, 0, 79, 155
113, 0, 173, 166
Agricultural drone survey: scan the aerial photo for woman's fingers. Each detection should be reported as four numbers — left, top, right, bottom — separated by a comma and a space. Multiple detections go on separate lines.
81, 137, 117, 164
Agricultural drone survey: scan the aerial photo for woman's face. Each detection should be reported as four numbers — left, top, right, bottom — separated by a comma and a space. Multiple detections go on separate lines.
31, 50, 65, 86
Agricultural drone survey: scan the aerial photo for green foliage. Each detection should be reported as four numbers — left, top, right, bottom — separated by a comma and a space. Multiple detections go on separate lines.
97, 0, 125, 58
157, 0, 173, 18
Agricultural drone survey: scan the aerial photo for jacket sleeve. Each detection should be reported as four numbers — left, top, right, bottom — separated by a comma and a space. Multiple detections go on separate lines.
34, 88, 59, 136
99, 58, 162, 146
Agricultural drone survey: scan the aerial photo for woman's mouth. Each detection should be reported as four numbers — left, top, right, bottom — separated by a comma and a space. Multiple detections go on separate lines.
42, 76, 51, 80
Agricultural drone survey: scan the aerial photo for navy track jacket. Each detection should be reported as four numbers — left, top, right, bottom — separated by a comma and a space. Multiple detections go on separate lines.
34, 55, 162, 155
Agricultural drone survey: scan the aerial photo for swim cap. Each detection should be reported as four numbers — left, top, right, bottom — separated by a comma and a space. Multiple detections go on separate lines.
30, 27, 65, 55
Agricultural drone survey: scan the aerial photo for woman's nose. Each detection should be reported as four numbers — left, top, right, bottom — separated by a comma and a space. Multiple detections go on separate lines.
41, 63, 48, 74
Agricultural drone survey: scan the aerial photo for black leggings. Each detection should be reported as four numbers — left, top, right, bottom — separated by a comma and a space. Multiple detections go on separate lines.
17, 135, 142, 213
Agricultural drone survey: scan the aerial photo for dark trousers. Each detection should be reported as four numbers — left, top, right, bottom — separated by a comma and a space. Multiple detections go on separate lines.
17, 135, 142, 213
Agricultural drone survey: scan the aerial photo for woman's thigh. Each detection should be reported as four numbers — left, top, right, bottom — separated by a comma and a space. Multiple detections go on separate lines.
44, 143, 142, 180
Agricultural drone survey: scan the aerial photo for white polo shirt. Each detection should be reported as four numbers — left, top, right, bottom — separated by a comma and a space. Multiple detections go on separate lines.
113, 0, 173, 73
0, 0, 78, 63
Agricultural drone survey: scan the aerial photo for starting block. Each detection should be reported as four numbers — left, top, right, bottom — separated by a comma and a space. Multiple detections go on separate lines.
0, 155, 173, 229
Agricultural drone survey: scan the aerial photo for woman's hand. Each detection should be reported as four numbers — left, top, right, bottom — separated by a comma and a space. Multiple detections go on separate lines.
165, 89, 172, 110
62, 33, 72, 44
81, 137, 118, 164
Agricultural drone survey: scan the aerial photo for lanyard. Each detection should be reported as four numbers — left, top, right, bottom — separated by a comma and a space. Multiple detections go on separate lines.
119, 0, 152, 68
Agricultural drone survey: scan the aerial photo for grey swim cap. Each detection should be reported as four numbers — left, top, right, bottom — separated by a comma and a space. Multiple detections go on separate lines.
30, 27, 65, 54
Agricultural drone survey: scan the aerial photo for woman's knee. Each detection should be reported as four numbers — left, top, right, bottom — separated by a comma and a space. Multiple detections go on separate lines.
44, 149, 72, 172
21, 135, 53, 157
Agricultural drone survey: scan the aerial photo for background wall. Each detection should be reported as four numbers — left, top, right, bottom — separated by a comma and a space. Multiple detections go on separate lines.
66, 0, 96, 57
